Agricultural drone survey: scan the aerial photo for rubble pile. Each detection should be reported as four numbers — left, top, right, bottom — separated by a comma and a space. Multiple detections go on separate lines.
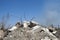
3, 27, 59, 40
0, 21, 60, 40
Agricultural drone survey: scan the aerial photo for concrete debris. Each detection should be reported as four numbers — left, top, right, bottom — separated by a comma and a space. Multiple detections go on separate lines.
0, 21, 59, 40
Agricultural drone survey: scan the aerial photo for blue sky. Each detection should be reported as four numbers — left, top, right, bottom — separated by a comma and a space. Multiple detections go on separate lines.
0, 0, 60, 27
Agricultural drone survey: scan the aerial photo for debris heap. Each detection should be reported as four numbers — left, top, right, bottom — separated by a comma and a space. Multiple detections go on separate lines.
0, 21, 59, 40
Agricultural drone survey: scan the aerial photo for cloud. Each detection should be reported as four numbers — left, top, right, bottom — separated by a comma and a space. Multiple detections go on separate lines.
46, 11, 58, 19
44, 0, 60, 25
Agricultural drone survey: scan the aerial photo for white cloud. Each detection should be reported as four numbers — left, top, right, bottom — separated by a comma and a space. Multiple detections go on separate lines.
44, 0, 60, 25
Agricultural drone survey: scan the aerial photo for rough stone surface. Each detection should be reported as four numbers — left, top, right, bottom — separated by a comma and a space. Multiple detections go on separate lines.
3, 27, 59, 40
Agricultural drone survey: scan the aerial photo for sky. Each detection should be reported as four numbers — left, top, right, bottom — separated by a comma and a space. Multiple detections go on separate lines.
0, 0, 60, 27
